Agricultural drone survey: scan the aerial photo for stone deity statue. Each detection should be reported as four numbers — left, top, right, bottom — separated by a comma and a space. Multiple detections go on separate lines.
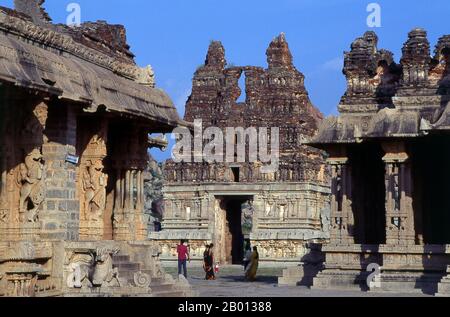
82, 160, 108, 221
17, 148, 45, 222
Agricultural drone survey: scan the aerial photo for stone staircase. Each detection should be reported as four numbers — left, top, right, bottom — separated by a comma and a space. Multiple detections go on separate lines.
112, 254, 188, 297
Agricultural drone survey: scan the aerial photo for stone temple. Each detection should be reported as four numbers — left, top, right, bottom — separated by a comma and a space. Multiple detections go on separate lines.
280, 30, 450, 295
3, 0, 450, 299
0, 1, 193, 296
153, 35, 331, 264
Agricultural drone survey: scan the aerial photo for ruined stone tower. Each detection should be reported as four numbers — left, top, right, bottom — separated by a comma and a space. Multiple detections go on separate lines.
153, 34, 330, 264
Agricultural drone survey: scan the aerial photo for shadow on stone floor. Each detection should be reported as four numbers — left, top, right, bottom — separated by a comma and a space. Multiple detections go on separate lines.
218, 275, 278, 285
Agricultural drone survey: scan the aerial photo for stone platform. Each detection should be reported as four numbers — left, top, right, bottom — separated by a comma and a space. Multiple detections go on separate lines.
310, 244, 450, 296
0, 240, 195, 297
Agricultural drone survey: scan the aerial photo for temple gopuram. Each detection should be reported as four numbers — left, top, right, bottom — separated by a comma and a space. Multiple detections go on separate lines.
301, 29, 450, 295
153, 35, 331, 264
0, 1, 192, 297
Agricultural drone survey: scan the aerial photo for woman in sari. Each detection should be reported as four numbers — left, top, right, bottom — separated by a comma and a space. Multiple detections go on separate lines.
203, 244, 216, 280
245, 246, 259, 282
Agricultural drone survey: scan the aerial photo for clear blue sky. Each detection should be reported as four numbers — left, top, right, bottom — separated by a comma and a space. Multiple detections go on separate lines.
1, 0, 449, 161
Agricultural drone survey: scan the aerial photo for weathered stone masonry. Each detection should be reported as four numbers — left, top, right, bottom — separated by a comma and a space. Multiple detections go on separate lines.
155, 34, 330, 264
303, 29, 450, 295
0, 1, 193, 297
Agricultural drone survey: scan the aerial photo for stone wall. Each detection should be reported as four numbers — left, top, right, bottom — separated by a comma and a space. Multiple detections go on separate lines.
154, 183, 330, 263
41, 101, 80, 241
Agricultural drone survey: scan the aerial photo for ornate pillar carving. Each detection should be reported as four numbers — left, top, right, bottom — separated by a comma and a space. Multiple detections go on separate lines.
382, 143, 416, 246
78, 119, 108, 241
0, 92, 49, 241
112, 125, 148, 241
328, 154, 354, 245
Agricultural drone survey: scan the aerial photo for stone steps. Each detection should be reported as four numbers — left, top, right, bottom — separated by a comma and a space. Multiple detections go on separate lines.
152, 283, 179, 293
111, 252, 192, 297
152, 290, 186, 297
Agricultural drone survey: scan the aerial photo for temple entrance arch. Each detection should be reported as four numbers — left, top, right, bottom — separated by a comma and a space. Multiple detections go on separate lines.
213, 195, 253, 265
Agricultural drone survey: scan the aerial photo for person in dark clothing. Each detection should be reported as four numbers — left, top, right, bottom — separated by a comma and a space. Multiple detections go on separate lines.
203, 244, 216, 280
243, 243, 252, 271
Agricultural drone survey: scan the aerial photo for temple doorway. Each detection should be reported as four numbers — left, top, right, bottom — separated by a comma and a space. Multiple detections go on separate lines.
214, 196, 253, 265
349, 143, 386, 244
412, 135, 450, 244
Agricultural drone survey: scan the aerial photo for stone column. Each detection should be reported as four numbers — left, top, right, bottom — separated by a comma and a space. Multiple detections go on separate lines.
328, 156, 354, 245
1, 93, 51, 241
382, 143, 416, 246
134, 168, 148, 241
112, 126, 149, 241
78, 118, 108, 241
113, 167, 135, 241
124, 169, 132, 210
41, 101, 79, 241
251, 195, 263, 234
136, 170, 143, 211
114, 169, 123, 213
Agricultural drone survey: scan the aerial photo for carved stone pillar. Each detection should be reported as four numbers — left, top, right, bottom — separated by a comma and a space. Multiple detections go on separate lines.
382, 143, 416, 246
78, 118, 108, 241
134, 167, 148, 241
113, 168, 123, 216
328, 156, 354, 245
0, 91, 49, 241
251, 195, 263, 233
112, 126, 148, 241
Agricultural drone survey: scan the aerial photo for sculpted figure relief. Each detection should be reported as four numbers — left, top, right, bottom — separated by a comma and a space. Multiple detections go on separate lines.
17, 148, 45, 223
0, 209, 8, 223
82, 160, 108, 221
66, 248, 120, 289
66, 251, 94, 288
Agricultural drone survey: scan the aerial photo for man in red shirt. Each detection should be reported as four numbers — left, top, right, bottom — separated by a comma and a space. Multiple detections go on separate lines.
177, 240, 190, 278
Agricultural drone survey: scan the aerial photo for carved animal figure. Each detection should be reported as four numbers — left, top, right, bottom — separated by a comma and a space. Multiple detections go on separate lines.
66, 248, 120, 288
66, 252, 95, 288
17, 148, 45, 222
92, 248, 120, 287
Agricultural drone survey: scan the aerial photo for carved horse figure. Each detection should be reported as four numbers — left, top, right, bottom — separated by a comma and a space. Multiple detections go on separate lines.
92, 248, 121, 287
66, 248, 121, 289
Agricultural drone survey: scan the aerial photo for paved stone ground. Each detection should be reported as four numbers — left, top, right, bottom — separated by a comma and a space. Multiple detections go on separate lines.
163, 265, 431, 297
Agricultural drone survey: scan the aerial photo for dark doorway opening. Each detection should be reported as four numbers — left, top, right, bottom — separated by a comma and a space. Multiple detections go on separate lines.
412, 135, 450, 244
350, 143, 386, 244
221, 197, 252, 264
231, 167, 240, 182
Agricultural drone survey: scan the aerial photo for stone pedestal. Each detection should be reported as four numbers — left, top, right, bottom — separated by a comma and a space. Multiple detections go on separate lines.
278, 243, 325, 286
278, 264, 320, 286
